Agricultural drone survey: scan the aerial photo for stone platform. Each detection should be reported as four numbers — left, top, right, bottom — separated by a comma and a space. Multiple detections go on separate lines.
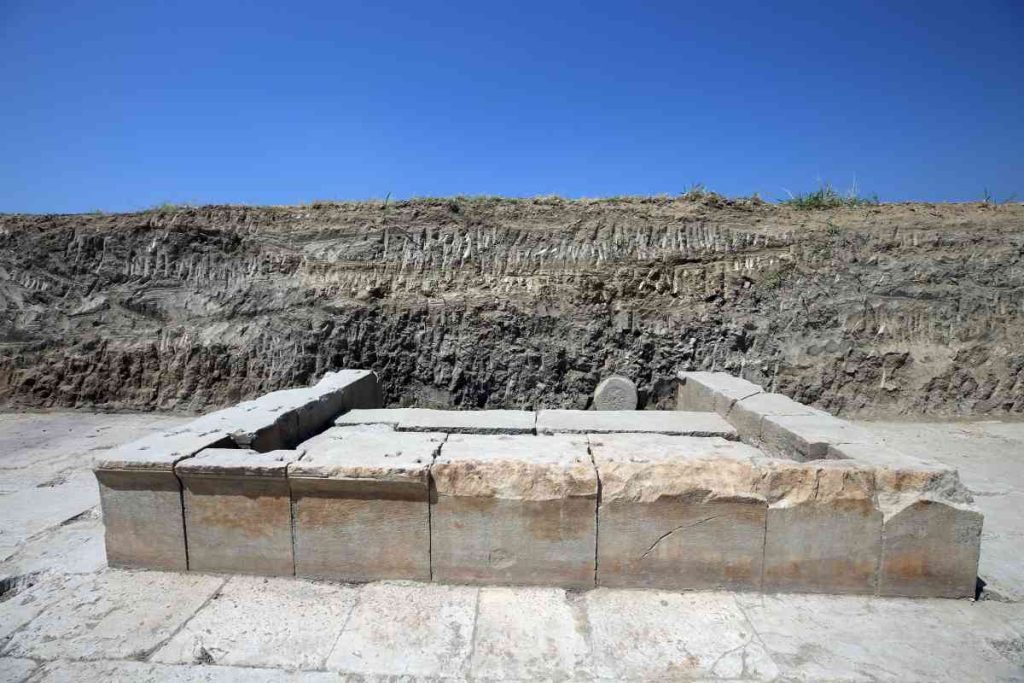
91, 370, 983, 598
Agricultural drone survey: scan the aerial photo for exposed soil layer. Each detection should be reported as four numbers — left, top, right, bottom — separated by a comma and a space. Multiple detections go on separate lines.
1, 196, 1022, 417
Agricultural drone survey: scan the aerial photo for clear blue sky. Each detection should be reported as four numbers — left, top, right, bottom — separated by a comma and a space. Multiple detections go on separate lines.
2, 1, 1022, 213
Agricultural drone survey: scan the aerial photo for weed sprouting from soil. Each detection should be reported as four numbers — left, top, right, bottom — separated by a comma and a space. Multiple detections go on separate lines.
781, 182, 878, 209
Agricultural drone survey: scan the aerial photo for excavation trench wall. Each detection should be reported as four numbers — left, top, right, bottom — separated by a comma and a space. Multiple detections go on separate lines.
2, 197, 1023, 417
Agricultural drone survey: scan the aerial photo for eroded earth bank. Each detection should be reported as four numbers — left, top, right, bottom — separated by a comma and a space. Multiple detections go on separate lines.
1, 196, 1021, 417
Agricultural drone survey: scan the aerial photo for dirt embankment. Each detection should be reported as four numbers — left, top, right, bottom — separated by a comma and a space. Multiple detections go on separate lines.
0, 196, 1021, 418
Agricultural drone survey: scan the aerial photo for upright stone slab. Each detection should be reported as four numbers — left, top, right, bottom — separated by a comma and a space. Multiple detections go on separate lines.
536, 409, 736, 438
431, 434, 597, 588
829, 441, 982, 598
676, 371, 763, 415
725, 392, 827, 444
593, 376, 638, 410
397, 409, 536, 434
94, 427, 232, 570
177, 448, 301, 576
290, 426, 444, 581
592, 433, 766, 590
759, 459, 882, 594
190, 369, 382, 451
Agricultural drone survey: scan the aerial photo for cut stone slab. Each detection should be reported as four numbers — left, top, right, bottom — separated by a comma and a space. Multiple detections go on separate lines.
759, 459, 883, 594
151, 575, 358, 670
760, 413, 876, 460
396, 408, 536, 434
28, 660, 343, 682
1, 569, 224, 661
676, 371, 763, 415
0, 658, 37, 683
831, 441, 982, 598
334, 408, 410, 428
177, 449, 302, 576
536, 409, 736, 437
289, 428, 444, 581
431, 434, 598, 588
726, 391, 827, 443
586, 588, 778, 680
593, 375, 638, 410
326, 581, 477, 677
94, 427, 232, 570
468, 587, 591, 681
190, 369, 382, 451
591, 433, 767, 590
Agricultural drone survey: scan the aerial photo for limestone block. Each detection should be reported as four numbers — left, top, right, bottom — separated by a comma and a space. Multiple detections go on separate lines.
536, 409, 736, 438
829, 441, 982, 597
289, 427, 444, 581
726, 393, 827, 444
760, 413, 874, 460
431, 434, 597, 588
334, 408, 409, 428
177, 448, 302, 576
759, 459, 882, 594
397, 409, 536, 434
593, 376, 638, 410
591, 433, 766, 590
94, 427, 232, 570
190, 369, 381, 451
676, 371, 763, 415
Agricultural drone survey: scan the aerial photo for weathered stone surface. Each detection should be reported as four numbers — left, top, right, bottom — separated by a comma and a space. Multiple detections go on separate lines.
94, 427, 231, 570
334, 407, 409, 428
760, 413, 874, 460
676, 371, 763, 414
2, 570, 224, 661
0, 658, 37, 683
177, 449, 302, 575
326, 582, 477, 677
830, 441, 982, 597
592, 433, 766, 590
190, 369, 381, 451
151, 575, 358, 670
759, 459, 882, 594
469, 587, 591, 680
593, 375, 638, 410
431, 434, 597, 587
586, 589, 778, 680
726, 391, 827, 443
397, 408, 536, 434
289, 428, 444, 581
536, 409, 736, 437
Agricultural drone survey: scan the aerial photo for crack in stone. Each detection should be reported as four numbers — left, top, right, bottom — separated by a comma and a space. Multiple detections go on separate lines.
638, 515, 726, 561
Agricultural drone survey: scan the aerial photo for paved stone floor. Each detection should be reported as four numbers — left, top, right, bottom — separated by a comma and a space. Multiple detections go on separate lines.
1, 412, 1023, 682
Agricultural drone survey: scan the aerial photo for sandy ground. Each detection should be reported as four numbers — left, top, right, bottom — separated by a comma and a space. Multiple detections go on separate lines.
0, 412, 1023, 682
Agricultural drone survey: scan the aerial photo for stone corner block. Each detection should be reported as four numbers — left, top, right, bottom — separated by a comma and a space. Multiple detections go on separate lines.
676, 371, 763, 415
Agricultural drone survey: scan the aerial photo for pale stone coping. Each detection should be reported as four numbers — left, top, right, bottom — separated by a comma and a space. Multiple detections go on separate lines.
335, 408, 410, 427
432, 434, 597, 500
95, 428, 232, 472
290, 427, 446, 481
537, 410, 736, 437
398, 409, 537, 434
176, 448, 303, 478
677, 371, 764, 414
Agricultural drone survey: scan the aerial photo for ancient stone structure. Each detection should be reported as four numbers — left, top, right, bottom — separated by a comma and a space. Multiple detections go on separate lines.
593, 376, 638, 410
93, 368, 983, 597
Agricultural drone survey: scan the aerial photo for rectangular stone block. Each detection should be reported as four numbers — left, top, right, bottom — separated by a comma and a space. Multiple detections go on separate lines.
676, 371, 763, 414
829, 441, 982, 597
726, 392, 826, 444
431, 434, 597, 588
177, 448, 301, 576
398, 409, 536, 434
591, 433, 766, 590
760, 413, 874, 460
191, 369, 382, 451
290, 427, 444, 581
759, 459, 882, 594
334, 408, 409, 428
536, 410, 736, 438
94, 427, 232, 570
